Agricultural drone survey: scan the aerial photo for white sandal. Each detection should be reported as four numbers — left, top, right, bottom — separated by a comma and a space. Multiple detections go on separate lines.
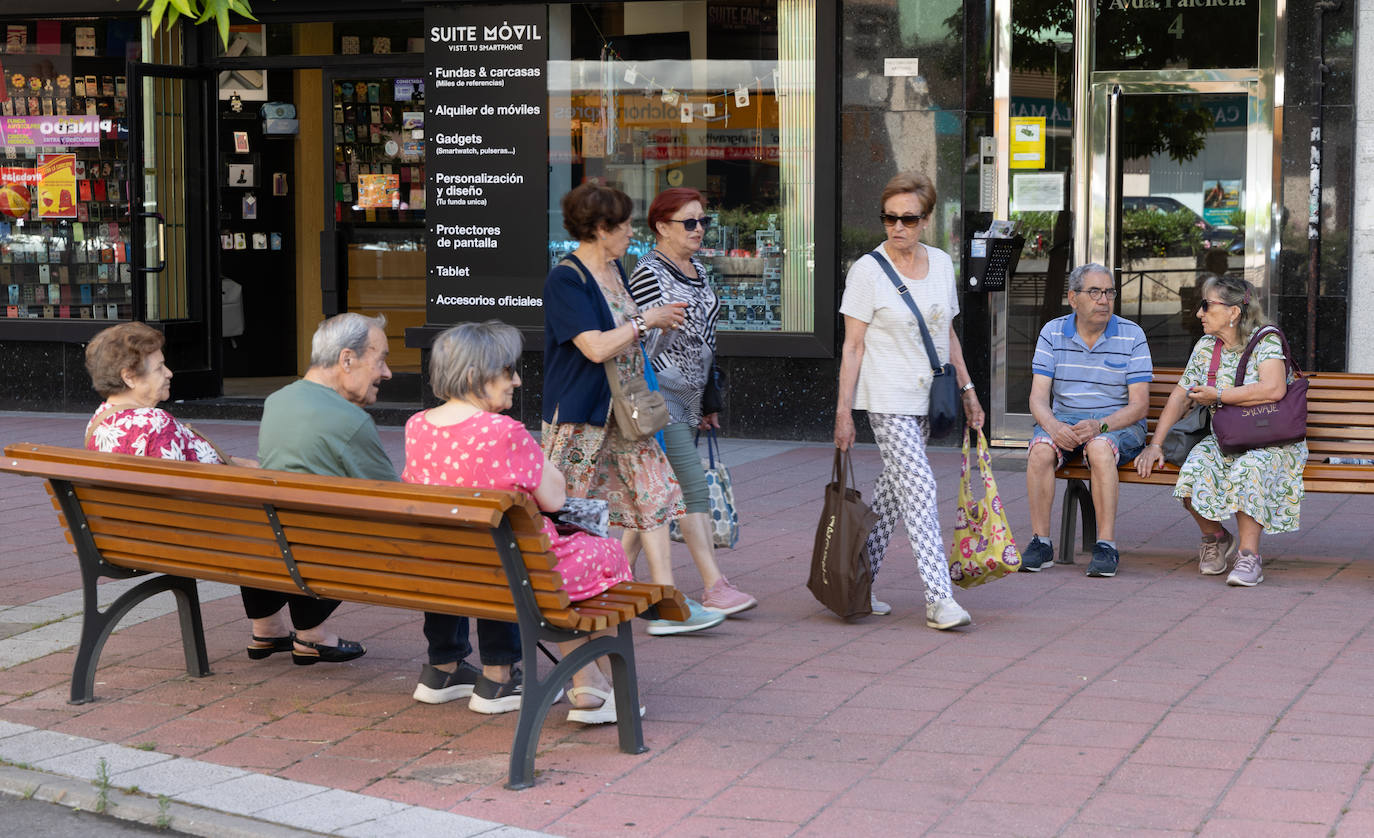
565, 686, 644, 725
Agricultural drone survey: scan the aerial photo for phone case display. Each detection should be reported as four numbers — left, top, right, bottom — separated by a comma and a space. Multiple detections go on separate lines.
332, 77, 426, 223
0, 20, 133, 321
702, 222, 784, 332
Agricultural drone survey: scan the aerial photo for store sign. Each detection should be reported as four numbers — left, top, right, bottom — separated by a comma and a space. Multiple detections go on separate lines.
1095, 0, 1258, 70
425, 5, 548, 327
0, 115, 109, 148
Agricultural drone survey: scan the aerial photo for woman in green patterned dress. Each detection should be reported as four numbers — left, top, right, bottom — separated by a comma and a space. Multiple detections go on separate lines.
1135, 274, 1306, 587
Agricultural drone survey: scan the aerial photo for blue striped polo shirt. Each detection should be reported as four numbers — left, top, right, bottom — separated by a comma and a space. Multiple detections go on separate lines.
1032, 313, 1153, 416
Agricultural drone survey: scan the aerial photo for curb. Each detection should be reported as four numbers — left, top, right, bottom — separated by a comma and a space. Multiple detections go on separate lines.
0, 762, 325, 838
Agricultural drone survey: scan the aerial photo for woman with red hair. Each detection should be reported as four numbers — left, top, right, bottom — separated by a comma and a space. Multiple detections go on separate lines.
627, 188, 757, 628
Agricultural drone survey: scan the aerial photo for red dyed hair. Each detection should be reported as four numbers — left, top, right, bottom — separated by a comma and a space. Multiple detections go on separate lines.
647, 187, 707, 236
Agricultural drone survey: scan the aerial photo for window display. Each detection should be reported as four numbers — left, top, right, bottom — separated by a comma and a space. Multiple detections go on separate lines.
547, 0, 815, 333
0, 18, 139, 321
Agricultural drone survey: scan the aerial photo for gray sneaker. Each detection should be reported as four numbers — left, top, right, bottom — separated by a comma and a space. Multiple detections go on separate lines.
1227, 551, 1264, 587
646, 597, 726, 636
870, 592, 892, 615
1199, 528, 1238, 575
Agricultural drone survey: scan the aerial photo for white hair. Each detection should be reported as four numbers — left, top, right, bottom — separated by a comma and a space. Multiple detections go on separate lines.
309, 313, 386, 369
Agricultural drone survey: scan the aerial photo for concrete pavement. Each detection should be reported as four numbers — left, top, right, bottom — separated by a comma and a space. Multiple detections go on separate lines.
3, 410, 1374, 836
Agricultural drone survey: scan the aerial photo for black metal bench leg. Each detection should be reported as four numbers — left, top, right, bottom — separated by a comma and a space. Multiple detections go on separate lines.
606, 622, 647, 757
1056, 478, 1097, 565
71, 574, 211, 705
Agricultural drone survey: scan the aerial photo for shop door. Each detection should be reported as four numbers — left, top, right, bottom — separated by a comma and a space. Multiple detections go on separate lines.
1087, 78, 1272, 370
127, 63, 217, 399
321, 68, 426, 380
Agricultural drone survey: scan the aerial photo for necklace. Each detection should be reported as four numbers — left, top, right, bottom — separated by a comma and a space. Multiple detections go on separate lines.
654, 248, 697, 278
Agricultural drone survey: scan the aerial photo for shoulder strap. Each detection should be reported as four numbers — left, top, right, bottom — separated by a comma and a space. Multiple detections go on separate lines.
182, 422, 234, 465
557, 256, 590, 284
865, 250, 943, 375
1233, 325, 1297, 387
1205, 337, 1223, 387
83, 404, 124, 449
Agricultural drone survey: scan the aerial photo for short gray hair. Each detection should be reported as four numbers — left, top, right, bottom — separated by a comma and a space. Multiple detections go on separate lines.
1068, 262, 1112, 292
429, 320, 523, 402
309, 312, 386, 369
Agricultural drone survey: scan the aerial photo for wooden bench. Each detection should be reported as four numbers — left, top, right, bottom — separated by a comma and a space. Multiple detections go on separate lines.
1054, 368, 1374, 564
0, 443, 688, 790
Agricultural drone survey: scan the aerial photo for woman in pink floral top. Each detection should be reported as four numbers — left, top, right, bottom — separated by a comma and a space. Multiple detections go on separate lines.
83, 323, 363, 666
404, 320, 638, 724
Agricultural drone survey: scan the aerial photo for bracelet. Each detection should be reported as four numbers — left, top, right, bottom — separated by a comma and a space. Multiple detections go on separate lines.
1145, 442, 1161, 449
632, 314, 647, 337
960, 381, 976, 393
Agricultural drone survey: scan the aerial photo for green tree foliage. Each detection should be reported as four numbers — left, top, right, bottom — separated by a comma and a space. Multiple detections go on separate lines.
136, 0, 259, 47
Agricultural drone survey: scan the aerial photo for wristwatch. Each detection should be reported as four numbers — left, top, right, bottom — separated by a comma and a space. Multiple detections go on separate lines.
1099, 421, 1110, 434
960, 381, 976, 393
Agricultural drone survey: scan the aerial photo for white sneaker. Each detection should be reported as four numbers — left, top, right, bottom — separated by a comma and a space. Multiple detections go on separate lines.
926, 597, 971, 630
869, 592, 892, 615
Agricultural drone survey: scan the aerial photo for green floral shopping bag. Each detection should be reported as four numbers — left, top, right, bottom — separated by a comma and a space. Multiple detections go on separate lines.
949, 426, 1021, 588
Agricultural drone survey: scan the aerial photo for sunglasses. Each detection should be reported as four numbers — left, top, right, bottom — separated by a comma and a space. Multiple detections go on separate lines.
666, 216, 712, 232
1198, 298, 1232, 312
879, 212, 925, 228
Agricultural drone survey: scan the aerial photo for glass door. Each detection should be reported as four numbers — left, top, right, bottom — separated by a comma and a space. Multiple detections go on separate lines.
127, 62, 216, 398
1088, 78, 1270, 369
322, 68, 426, 377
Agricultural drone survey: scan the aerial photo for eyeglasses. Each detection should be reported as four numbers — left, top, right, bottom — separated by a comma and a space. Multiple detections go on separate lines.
666, 217, 712, 232
1077, 287, 1118, 300
879, 212, 925, 228
1198, 298, 1232, 312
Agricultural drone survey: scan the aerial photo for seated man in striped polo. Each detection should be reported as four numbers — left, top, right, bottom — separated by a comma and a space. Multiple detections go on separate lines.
1023, 263, 1153, 578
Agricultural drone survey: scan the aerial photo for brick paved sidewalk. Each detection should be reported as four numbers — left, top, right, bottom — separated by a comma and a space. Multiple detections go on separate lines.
3, 411, 1374, 837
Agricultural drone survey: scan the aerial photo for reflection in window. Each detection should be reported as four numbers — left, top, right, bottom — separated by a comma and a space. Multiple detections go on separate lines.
547, 0, 815, 333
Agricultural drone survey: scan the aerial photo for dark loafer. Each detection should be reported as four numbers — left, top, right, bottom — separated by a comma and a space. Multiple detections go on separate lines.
246, 634, 294, 660
291, 638, 366, 665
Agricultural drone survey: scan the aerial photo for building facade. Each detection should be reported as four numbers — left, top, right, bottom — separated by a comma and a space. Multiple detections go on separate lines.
0, 0, 1359, 444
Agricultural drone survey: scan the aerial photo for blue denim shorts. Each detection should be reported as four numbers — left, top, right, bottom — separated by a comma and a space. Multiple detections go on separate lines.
1028, 412, 1146, 469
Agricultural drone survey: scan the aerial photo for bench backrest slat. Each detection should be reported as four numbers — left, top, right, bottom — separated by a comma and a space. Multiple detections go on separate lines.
1, 444, 594, 628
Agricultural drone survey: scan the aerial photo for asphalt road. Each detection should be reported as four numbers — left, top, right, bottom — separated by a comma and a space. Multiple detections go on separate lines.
0, 793, 191, 836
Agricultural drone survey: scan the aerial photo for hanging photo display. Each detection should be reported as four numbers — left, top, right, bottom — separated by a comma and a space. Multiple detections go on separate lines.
424, 4, 548, 328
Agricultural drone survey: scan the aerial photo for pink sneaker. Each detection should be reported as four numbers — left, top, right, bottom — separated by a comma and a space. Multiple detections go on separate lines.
700, 576, 757, 616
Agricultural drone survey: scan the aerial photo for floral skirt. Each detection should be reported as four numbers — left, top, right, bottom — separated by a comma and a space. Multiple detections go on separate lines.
542, 413, 684, 531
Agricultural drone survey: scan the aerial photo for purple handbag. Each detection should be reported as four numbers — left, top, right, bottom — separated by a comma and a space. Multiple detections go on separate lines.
1211, 325, 1308, 455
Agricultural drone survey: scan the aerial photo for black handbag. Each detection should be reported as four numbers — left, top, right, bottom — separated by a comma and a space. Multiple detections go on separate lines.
701, 363, 727, 415
1162, 405, 1210, 466
866, 250, 961, 437
1162, 339, 1222, 465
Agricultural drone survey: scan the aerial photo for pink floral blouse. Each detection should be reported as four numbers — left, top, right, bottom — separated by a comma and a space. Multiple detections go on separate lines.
85, 403, 221, 463
402, 410, 632, 602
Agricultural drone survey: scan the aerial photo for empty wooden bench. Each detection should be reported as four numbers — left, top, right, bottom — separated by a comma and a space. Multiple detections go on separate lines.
0, 443, 688, 790
1053, 369, 1374, 563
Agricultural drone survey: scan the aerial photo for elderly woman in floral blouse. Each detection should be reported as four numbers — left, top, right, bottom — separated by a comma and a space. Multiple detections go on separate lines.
83, 322, 362, 664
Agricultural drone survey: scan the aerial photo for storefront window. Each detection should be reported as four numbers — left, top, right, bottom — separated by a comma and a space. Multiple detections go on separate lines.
547, 0, 815, 333
1, 18, 142, 322
215, 21, 425, 59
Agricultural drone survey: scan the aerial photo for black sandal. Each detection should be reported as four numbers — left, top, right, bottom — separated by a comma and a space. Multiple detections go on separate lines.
291, 637, 366, 666
246, 634, 294, 660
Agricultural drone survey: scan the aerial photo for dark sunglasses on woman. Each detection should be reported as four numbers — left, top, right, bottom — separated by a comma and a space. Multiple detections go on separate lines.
879, 212, 925, 227
667, 217, 712, 232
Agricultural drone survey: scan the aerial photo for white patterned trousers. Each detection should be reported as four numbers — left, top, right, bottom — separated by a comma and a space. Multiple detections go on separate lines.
864, 412, 954, 603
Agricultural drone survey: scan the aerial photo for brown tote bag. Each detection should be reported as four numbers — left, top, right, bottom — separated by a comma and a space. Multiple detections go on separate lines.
808, 447, 880, 619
